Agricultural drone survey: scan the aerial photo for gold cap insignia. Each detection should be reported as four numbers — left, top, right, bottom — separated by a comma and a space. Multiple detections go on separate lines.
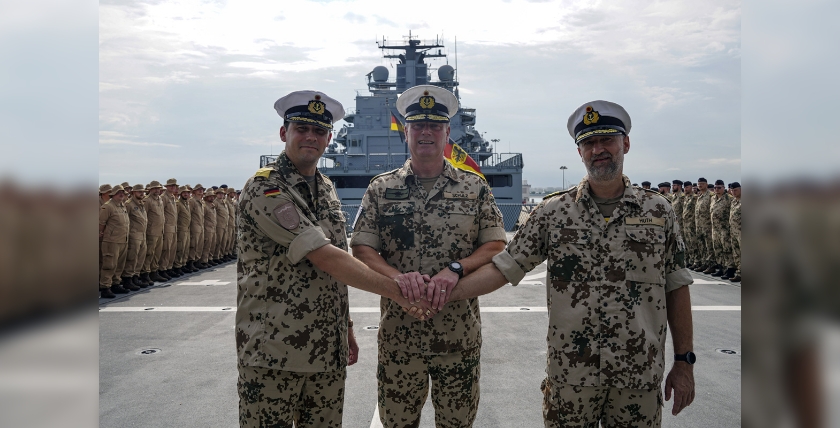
419, 96, 435, 110
308, 100, 326, 115
583, 107, 600, 126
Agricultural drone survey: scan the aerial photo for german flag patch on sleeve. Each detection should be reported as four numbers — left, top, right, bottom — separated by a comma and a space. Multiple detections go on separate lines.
264, 188, 281, 197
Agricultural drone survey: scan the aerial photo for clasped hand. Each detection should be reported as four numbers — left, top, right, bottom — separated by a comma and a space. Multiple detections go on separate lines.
393, 270, 460, 321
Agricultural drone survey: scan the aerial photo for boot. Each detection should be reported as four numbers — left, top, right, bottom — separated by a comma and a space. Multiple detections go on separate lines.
139, 272, 153, 286
112, 280, 130, 294
126, 276, 141, 291
150, 271, 167, 282
721, 267, 736, 280
729, 274, 741, 283
185, 261, 196, 272
100, 288, 116, 299
199, 261, 209, 269
711, 266, 724, 277
173, 267, 184, 276
161, 270, 174, 279
702, 264, 717, 274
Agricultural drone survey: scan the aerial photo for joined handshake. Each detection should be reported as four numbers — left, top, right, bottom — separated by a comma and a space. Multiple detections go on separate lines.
393, 269, 461, 321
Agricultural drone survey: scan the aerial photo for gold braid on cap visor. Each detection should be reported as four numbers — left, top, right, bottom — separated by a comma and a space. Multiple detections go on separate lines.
288, 116, 332, 130
575, 128, 624, 143
405, 113, 449, 122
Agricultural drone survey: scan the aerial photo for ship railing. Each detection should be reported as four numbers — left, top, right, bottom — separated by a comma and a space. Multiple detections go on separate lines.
339, 202, 539, 234
317, 152, 523, 171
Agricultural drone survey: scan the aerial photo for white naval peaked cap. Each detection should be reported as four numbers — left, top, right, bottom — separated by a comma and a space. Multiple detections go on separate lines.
397, 85, 459, 123
274, 90, 345, 130
567, 100, 632, 144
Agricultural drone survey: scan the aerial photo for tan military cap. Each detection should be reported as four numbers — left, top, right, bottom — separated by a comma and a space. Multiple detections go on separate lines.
227, 188, 236, 194
148, 180, 163, 189
178, 185, 189, 192
99, 184, 113, 194
120, 182, 130, 189
204, 189, 216, 196
193, 183, 205, 191
185, 184, 193, 191
109, 185, 126, 196
130, 184, 145, 193
166, 178, 178, 186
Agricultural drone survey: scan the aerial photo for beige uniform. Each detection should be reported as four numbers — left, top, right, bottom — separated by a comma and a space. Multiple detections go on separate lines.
201, 199, 217, 263
124, 196, 148, 277
143, 194, 165, 273
189, 197, 205, 261
351, 160, 506, 428
214, 196, 229, 259
236, 152, 350, 427
729, 197, 741, 276
160, 192, 178, 270
99, 200, 129, 288
226, 198, 237, 254
175, 197, 191, 268
492, 176, 692, 427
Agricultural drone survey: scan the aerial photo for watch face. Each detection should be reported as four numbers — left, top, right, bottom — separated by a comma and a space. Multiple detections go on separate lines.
451, 262, 462, 270
687, 352, 697, 364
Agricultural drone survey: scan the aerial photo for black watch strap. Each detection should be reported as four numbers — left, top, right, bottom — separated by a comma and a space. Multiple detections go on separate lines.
674, 351, 696, 365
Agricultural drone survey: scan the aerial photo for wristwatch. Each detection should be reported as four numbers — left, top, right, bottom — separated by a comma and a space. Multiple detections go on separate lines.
674, 351, 696, 365
447, 261, 464, 278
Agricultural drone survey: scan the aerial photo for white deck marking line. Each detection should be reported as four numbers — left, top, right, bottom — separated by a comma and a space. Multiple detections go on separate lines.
99, 306, 740, 312
370, 406, 383, 428
691, 279, 729, 285
176, 280, 231, 286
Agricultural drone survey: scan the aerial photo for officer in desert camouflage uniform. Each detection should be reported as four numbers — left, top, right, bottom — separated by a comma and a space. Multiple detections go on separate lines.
695, 178, 714, 272
236, 90, 430, 428
681, 181, 698, 268
449, 100, 696, 427
99, 185, 130, 298
728, 182, 741, 282
175, 186, 192, 274
670, 180, 684, 234
710, 179, 735, 279
351, 85, 507, 428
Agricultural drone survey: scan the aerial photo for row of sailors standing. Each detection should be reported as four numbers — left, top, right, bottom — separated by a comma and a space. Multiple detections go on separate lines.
98, 178, 240, 299
635, 179, 741, 283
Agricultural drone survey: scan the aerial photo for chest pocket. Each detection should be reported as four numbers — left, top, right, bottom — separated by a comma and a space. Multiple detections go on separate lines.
548, 227, 591, 283
379, 201, 415, 250
624, 226, 666, 284
320, 202, 348, 249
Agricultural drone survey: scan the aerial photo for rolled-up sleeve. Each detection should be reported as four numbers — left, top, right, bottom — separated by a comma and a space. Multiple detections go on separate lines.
477, 182, 507, 245
492, 250, 525, 285
493, 202, 550, 286
350, 188, 381, 251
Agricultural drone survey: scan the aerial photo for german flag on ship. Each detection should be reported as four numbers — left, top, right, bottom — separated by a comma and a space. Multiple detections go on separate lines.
444, 142, 485, 180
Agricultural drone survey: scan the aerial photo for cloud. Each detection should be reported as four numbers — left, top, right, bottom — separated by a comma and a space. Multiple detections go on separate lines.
699, 158, 741, 165
343, 12, 366, 24
99, 131, 180, 148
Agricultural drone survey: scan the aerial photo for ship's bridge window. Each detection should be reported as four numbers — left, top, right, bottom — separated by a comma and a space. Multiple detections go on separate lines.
350, 139, 360, 147
486, 175, 512, 188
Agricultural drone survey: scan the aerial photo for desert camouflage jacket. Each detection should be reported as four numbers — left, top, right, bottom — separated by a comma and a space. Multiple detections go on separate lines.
729, 198, 741, 235
351, 159, 506, 354
710, 193, 732, 232
236, 151, 349, 372
694, 190, 713, 232
491, 175, 693, 390
682, 193, 697, 232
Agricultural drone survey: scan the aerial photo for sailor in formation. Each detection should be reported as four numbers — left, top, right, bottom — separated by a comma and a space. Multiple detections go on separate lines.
97, 180, 240, 299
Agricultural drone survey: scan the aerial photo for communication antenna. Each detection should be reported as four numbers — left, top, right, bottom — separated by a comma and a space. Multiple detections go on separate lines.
454, 36, 458, 83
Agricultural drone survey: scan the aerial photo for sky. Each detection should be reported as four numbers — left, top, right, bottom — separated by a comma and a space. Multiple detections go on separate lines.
97, 0, 742, 189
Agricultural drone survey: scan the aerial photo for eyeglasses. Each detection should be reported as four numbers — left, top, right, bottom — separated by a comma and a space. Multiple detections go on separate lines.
409, 123, 445, 132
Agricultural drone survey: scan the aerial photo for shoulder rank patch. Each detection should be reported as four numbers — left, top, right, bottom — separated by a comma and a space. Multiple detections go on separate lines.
263, 188, 280, 197
625, 217, 666, 227
254, 167, 273, 179
273, 202, 300, 230
384, 188, 409, 200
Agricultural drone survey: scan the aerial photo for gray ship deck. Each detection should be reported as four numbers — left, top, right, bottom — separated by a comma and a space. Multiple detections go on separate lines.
99, 233, 741, 427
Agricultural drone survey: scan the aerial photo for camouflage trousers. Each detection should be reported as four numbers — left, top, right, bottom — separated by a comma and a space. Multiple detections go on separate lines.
377, 347, 481, 428
731, 227, 741, 275
143, 234, 163, 273
99, 241, 127, 288
712, 227, 734, 268
682, 225, 697, 264
695, 227, 713, 264
541, 379, 662, 428
238, 366, 346, 428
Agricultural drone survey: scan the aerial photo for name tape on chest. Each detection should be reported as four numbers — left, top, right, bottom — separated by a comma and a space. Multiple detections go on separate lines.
273, 202, 300, 230
384, 188, 410, 200
443, 191, 477, 199
625, 217, 666, 227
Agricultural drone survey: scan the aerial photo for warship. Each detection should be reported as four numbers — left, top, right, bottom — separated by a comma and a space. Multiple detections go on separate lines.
260, 33, 525, 229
